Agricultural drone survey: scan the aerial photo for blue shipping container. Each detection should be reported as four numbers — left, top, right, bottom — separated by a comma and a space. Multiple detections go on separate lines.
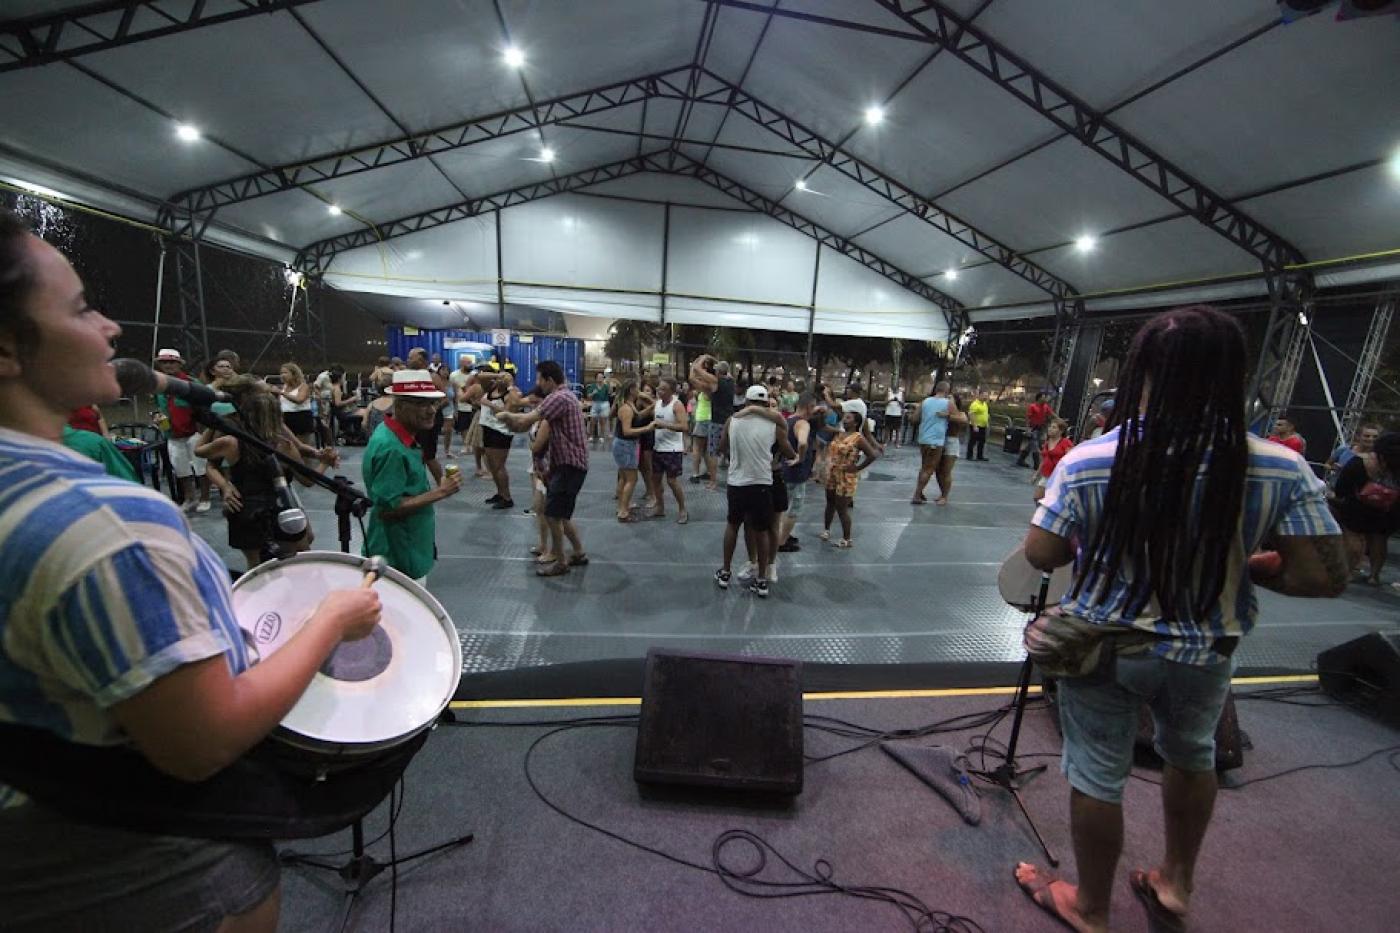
385, 327, 585, 394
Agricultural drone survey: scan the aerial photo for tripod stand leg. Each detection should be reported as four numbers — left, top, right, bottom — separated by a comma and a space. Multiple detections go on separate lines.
1009, 786, 1058, 867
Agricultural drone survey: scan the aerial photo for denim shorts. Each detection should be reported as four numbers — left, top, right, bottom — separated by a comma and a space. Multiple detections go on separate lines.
1057, 654, 1233, 803
612, 437, 639, 470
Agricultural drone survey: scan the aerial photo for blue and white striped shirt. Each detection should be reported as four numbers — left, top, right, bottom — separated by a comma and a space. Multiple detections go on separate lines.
1032, 427, 1340, 665
0, 428, 246, 807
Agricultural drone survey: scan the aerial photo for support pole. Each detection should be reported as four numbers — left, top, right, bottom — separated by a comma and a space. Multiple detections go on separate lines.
805, 241, 821, 373
1247, 265, 1312, 434
150, 237, 166, 363
495, 210, 506, 329
659, 202, 670, 327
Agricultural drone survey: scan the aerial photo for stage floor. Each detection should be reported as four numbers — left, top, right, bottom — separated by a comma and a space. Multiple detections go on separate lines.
189, 432, 1397, 680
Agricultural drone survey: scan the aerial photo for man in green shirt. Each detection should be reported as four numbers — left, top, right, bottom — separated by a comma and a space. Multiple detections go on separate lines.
968, 392, 991, 461
62, 424, 139, 482
586, 372, 611, 444
362, 370, 462, 582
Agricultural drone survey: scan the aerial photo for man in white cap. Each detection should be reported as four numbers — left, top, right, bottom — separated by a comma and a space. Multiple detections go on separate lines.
715, 384, 797, 598
361, 369, 462, 583
153, 347, 211, 512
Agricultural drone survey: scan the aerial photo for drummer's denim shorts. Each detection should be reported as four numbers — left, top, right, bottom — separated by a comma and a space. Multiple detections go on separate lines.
0, 801, 278, 931
1056, 654, 1233, 803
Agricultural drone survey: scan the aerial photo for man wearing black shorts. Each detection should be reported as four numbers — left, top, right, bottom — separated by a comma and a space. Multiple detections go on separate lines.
499, 361, 590, 577
715, 385, 796, 597
407, 347, 448, 483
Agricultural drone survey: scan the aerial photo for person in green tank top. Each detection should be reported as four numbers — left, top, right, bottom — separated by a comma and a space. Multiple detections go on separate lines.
689, 387, 712, 483
62, 424, 138, 482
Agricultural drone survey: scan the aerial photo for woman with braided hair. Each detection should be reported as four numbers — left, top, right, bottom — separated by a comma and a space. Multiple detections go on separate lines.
1012, 305, 1347, 933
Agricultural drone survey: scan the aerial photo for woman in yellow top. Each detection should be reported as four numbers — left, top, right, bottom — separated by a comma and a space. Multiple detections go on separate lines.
819, 401, 881, 549
967, 391, 991, 461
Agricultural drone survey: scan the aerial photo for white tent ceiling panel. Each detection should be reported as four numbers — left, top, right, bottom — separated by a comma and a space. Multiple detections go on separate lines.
427, 132, 618, 200
530, 126, 648, 176
737, 9, 937, 145
1032, 216, 1259, 294
576, 172, 749, 210
4, 2, 96, 16
1243, 164, 1400, 261
213, 188, 366, 249
498, 0, 705, 101
645, 98, 729, 145
690, 3, 771, 84
791, 167, 904, 237
851, 212, 984, 281
814, 246, 950, 342
697, 144, 812, 202
667, 204, 816, 308
559, 98, 649, 137
326, 216, 497, 300
932, 263, 1050, 308
291, 156, 466, 230
939, 136, 1178, 251
967, 305, 1057, 323
506, 284, 661, 323
663, 297, 809, 335
811, 311, 944, 342
975, 0, 1274, 110
82, 14, 402, 169
1112, 13, 1400, 194
0, 65, 255, 196
297, 0, 525, 135
501, 193, 664, 293
845, 53, 1060, 197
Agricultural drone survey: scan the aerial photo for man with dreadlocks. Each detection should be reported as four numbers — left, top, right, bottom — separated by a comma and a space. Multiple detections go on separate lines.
1012, 306, 1347, 933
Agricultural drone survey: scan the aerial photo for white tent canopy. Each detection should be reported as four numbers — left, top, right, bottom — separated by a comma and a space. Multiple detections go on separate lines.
1, 0, 1397, 339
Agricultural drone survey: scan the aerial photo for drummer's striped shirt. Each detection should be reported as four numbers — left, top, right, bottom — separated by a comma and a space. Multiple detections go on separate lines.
1032, 427, 1340, 666
0, 427, 246, 808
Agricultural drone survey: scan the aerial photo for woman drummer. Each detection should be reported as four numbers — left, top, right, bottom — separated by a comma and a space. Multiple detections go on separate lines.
0, 211, 382, 931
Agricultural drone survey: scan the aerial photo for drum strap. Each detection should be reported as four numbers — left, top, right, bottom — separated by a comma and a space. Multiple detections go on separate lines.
0, 724, 424, 840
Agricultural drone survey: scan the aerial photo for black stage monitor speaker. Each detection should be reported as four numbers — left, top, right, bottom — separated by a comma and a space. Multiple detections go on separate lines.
1318, 631, 1400, 727
1003, 426, 1026, 454
634, 649, 803, 796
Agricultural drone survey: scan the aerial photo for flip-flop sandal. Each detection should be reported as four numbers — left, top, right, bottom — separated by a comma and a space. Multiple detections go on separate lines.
1129, 870, 1187, 932
834, 539, 853, 549
617, 513, 635, 523
536, 553, 559, 564
910, 498, 926, 505
529, 545, 543, 555
536, 563, 571, 577
818, 530, 831, 541
676, 513, 689, 525
568, 554, 590, 566
1014, 864, 1079, 932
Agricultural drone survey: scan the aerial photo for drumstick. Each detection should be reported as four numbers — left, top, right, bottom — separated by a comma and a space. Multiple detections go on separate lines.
360, 556, 385, 589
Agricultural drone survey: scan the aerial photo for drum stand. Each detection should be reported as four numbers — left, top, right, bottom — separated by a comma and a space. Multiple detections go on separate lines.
970, 571, 1059, 867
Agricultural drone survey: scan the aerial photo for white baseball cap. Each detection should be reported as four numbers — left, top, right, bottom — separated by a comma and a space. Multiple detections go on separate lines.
745, 384, 769, 402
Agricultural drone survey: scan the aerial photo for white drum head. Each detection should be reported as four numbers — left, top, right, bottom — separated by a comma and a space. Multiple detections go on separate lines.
997, 544, 1075, 611
232, 552, 461, 750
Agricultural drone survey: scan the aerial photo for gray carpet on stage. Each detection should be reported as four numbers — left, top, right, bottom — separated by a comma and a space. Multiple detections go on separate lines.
275, 689, 1400, 932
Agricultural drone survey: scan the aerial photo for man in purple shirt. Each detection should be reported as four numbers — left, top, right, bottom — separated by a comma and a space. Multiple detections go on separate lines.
500, 360, 589, 577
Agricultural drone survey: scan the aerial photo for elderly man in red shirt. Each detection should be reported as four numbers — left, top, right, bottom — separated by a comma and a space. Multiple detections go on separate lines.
1016, 391, 1055, 470
500, 360, 591, 577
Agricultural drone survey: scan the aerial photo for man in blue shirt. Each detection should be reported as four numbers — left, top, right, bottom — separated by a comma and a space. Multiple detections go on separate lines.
910, 380, 954, 505
1013, 306, 1346, 933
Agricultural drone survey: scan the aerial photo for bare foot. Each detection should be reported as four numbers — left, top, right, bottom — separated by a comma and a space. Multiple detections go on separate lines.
934, 497, 948, 506
1014, 863, 1104, 933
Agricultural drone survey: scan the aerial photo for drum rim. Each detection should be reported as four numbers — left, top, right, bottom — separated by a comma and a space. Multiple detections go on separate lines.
232, 551, 463, 753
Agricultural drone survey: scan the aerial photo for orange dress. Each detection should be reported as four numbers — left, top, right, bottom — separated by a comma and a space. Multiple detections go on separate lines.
826, 431, 863, 498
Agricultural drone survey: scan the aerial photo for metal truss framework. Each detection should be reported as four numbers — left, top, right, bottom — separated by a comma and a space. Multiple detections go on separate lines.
1045, 297, 1085, 402
1339, 292, 1396, 444
0, 0, 322, 73
1248, 268, 1313, 432
673, 68, 1077, 304
167, 66, 696, 213
875, 0, 1306, 271
293, 149, 965, 334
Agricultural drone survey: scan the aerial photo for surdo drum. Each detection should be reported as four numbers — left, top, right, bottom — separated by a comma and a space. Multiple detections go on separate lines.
232, 552, 462, 775
997, 544, 1074, 612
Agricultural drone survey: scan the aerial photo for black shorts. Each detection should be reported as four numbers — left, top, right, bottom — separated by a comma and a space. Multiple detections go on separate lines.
282, 410, 315, 437
454, 411, 473, 432
884, 414, 901, 430
482, 428, 513, 450
415, 410, 444, 459
545, 464, 588, 519
726, 484, 774, 532
770, 473, 789, 514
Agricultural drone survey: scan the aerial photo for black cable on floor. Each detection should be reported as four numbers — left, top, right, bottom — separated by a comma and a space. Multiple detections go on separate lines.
388, 780, 399, 933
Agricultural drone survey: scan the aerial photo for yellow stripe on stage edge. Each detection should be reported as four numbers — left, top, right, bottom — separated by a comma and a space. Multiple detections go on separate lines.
447, 674, 1318, 711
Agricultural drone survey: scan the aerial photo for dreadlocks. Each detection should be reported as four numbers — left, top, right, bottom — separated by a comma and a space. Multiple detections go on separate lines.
1072, 306, 1248, 621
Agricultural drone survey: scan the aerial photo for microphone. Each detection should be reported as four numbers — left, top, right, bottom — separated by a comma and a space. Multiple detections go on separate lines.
270, 474, 308, 540
113, 358, 231, 407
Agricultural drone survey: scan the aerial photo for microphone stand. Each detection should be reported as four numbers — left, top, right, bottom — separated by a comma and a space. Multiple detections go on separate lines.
193, 408, 370, 556
970, 572, 1058, 866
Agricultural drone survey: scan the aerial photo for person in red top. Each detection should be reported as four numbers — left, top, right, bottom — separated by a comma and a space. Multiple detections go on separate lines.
1266, 414, 1306, 457
1017, 392, 1055, 469
153, 347, 211, 512
1032, 418, 1073, 503
67, 404, 105, 436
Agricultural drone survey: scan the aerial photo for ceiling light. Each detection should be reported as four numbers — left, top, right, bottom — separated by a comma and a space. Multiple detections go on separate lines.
327, 204, 342, 216
175, 123, 201, 142
503, 45, 526, 68
1389, 148, 1400, 182
1075, 235, 1098, 253
539, 147, 555, 163
1298, 311, 1310, 326
864, 105, 885, 126
794, 178, 808, 191
945, 268, 959, 281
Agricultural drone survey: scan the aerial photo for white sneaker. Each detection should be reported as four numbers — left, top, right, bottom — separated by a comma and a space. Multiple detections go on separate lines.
195, 500, 212, 513
768, 562, 778, 583
737, 563, 757, 585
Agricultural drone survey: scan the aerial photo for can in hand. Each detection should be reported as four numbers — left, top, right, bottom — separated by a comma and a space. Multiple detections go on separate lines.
444, 464, 460, 479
